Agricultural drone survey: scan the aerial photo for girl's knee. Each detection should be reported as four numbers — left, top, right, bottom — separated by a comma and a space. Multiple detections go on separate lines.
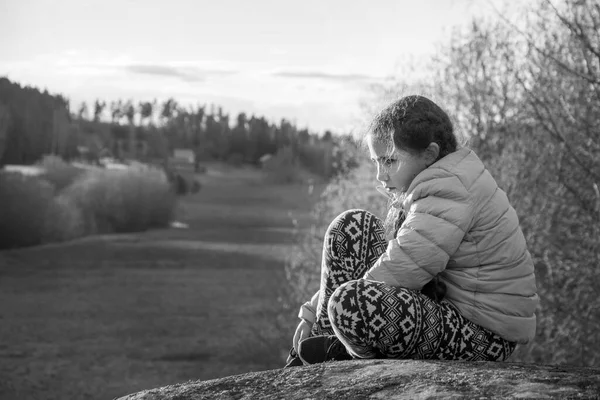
328, 279, 417, 318
328, 281, 359, 315
326, 209, 371, 233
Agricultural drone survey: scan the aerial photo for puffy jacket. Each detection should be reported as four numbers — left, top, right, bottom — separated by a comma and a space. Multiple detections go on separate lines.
364, 147, 539, 344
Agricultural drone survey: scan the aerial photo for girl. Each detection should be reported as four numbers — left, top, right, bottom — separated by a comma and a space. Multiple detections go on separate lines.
286, 95, 538, 366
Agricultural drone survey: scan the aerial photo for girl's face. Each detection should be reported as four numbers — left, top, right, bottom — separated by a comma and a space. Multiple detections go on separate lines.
368, 136, 431, 197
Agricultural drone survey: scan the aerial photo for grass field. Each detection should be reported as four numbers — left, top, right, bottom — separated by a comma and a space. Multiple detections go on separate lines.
0, 163, 324, 400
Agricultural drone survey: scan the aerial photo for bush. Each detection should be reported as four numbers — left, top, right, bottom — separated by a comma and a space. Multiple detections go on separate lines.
0, 163, 177, 249
42, 194, 86, 243
173, 173, 188, 195
63, 167, 176, 234
190, 179, 201, 194
297, 144, 329, 177
37, 154, 85, 192
227, 152, 245, 167
0, 172, 55, 249
263, 146, 303, 184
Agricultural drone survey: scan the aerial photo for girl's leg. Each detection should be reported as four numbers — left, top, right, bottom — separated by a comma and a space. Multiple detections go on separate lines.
311, 209, 387, 336
328, 279, 516, 361
435, 300, 516, 361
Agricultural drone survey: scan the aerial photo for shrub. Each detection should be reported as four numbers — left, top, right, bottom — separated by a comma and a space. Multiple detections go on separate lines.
263, 146, 303, 184
0, 172, 55, 249
37, 154, 85, 192
63, 167, 176, 234
227, 152, 245, 167
173, 173, 188, 195
190, 179, 201, 194
42, 194, 86, 243
297, 144, 328, 177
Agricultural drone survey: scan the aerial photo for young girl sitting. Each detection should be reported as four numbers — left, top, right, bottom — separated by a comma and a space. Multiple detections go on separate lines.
286, 95, 538, 366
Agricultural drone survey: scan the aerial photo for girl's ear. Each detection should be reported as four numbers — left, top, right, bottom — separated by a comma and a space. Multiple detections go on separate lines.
424, 142, 440, 166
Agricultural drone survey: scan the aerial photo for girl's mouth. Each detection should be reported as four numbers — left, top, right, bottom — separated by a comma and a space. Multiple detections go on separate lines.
376, 186, 397, 199
376, 186, 404, 209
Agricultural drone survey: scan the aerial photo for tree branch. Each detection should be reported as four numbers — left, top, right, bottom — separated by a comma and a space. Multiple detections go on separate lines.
516, 73, 600, 183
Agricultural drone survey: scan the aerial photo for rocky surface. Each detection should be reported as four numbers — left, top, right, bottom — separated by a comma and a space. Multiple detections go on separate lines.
116, 359, 600, 399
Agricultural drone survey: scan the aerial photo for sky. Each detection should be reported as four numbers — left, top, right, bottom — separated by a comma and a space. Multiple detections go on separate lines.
0, 0, 512, 134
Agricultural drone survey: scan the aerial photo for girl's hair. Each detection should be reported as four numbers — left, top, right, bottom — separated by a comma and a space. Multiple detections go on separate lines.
383, 206, 405, 240
367, 95, 457, 161
367, 95, 458, 238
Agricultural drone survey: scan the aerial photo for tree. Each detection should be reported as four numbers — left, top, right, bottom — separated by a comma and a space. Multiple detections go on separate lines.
0, 103, 10, 164
110, 100, 123, 124
77, 101, 89, 120
231, 112, 248, 159
510, 0, 600, 366
138, 100, 154, 126
160, 98, 178, 124
93, 99, 106, 122
123, 99, 136, 158
192, 105, 206, 168
423, 0, 600, 366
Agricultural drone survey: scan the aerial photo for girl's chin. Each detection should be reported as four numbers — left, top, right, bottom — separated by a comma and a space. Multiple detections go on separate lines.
391, 191, 407, 204
376, 186, 407, 203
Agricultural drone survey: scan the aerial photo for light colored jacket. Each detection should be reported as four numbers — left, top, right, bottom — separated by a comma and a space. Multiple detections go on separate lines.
364, 147, 538, 344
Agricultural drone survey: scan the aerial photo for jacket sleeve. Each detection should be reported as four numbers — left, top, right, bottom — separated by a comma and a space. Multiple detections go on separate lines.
364, 175, 475, 290
298, 290, 319, 324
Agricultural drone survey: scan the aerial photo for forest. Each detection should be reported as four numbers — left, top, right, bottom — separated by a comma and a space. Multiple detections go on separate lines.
0, 77, 356, 178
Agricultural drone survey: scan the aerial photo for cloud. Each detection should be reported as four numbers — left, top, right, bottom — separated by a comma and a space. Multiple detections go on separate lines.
272, 70, 382, 84
124, 64, 237, 82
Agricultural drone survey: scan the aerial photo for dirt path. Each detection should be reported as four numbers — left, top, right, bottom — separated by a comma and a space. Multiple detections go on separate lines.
0, 164, 323, 400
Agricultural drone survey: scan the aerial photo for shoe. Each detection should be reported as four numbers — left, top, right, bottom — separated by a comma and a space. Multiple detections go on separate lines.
298, 335, 352, 364
284, 347, 304, 368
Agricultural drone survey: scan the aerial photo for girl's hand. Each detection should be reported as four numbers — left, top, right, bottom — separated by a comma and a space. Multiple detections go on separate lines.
293, 320, 313, 353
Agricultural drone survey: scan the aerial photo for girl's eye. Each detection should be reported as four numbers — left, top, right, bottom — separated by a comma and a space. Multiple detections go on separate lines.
384, 159, 396, 166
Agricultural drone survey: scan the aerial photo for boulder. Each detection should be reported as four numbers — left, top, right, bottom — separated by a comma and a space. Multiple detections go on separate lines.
116, 360, 600, 399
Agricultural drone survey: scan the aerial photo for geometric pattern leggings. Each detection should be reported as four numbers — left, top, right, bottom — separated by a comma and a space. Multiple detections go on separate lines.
310, 209, 516, 361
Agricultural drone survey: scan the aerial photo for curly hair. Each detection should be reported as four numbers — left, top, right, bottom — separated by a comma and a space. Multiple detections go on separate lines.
368, 95, 457, 161
367, 95, 459, 245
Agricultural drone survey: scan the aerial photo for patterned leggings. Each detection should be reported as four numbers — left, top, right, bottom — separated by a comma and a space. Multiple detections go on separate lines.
310, 209, 516, 361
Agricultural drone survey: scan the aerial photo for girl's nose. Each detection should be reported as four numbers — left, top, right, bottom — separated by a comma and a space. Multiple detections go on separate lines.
376, 165, 389, 183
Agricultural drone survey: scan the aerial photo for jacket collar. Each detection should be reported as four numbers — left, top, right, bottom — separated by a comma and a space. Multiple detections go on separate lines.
401, 147, 473, 210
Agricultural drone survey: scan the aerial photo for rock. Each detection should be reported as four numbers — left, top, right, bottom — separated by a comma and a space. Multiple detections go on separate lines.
116, 360, 600, 399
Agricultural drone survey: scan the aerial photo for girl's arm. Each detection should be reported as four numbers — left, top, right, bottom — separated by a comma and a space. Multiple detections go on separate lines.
364, 174, 475, 290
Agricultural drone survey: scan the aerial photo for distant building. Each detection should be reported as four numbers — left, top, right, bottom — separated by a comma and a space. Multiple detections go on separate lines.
2, 165, 45, 176
259, 153, 273, 168
173, 149, 195, 163
169, 148, 196, 172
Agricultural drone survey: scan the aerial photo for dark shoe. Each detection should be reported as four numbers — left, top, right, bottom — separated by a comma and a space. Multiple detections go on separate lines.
298, 335, 352, 365
284, 347, 304, 368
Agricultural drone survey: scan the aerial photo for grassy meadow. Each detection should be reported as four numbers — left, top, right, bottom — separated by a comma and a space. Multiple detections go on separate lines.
0, 163, 324, 400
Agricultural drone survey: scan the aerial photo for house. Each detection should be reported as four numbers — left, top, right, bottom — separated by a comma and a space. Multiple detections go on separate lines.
2, 165, 45, 176
173, 149, 195, 163
168, 149, 196, 172
259, 153, 273, 168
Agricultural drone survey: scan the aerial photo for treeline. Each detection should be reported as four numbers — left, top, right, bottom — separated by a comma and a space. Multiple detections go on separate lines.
0, 77, 358, 178
0, 79, 73, 165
